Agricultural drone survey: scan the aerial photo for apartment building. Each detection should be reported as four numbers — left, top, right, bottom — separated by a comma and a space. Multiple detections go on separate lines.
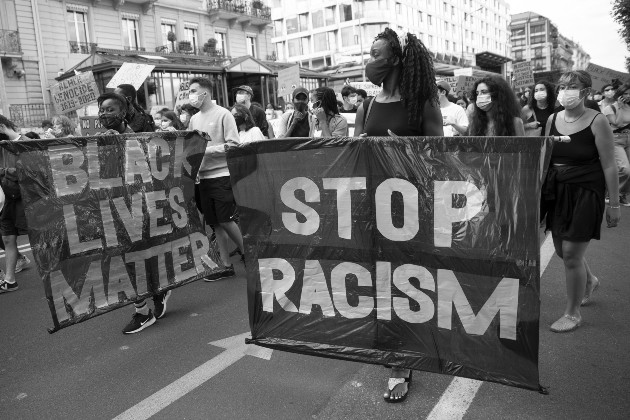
270, 0, 512, 84
509, 11, 590, 75
1, 0, 322, 126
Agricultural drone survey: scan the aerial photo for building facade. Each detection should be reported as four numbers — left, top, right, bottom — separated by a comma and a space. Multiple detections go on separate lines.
509, 11, 590, 76
270, 0, 512, 84
0, 0, 286, 126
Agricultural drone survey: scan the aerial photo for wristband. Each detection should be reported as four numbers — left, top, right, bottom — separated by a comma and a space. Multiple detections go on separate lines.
609, 205, 620, 209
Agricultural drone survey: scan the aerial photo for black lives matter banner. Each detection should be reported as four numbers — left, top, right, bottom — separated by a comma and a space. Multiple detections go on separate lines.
2, 132, 226, 332
227, 136, 553, 392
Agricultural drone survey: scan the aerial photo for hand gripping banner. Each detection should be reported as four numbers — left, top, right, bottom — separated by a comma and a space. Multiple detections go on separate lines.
1, 131, 226, 332
227, 136, 553, 392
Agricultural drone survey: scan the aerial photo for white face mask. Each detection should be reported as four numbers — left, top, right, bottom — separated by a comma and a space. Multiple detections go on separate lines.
557, 89, 582, 109
161, 121, 171, 129
534, 91, 547, 101
348, 96, 358, 105
476, 94, 492, 111
189, 92, 206, 108
179, 114, 188, 123
236, 94, 249, 104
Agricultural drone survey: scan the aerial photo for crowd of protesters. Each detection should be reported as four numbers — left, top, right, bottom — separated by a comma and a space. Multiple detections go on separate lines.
0, 25, 624, 404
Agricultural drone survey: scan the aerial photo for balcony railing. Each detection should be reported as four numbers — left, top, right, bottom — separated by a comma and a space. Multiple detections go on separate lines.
124, 46, 147, 52
154, 45, 228, 58
207, 0, 272, 21
9, 104, 55, 128
69, 41, 93, 54
0, 29, 21, 54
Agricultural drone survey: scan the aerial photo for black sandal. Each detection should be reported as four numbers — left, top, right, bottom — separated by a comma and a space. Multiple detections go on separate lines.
383, 370, 412, 403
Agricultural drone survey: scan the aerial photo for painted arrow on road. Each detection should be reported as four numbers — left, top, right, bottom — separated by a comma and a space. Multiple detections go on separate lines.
113, 332, 272, 420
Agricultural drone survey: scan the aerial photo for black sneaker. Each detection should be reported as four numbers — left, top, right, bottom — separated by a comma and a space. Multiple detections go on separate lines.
0, 280, 18, 294
153, 290, 172, 319
204, 265, 235, 282
122, 310, 156, 334
620, 196, 630, 207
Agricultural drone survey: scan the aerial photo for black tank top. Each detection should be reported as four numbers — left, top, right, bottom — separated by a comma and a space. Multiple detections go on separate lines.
364, 101, 423, 136
533, 106, 554, 136
549, 112, 600, 165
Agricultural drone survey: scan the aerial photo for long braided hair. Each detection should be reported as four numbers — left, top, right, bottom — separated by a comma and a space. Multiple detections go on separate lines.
374, 28, 439, 125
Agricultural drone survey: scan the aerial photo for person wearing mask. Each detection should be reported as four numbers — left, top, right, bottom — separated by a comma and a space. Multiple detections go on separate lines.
356, 89, 368, 105
42, 115, 76, 138
599, 82, 617, 111
40, 119, 53, 134
309, 87, 348, 137
340, 85, 359, 113
158, 111, 185, 131
468, 76, 525, 137
233, 85, 269, 138
437, 81, 468, 136
179, 103, 199, 129
187, 77, 244, 281
353, 28, 443, 403
0, 115, 29, 294
114, 84, 156, 133
96, 93, 134, 135
542, 70, 620, 332
602, 82, 630, 207
276, 87, 312, 138
521, 80, 557, 137
231, 103, 265, 142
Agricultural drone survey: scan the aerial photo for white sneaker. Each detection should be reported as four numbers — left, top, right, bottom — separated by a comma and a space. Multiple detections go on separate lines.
15, 254, 31, 273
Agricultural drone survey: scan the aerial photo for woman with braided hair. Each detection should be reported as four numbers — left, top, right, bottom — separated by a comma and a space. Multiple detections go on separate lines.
353, 28, 442, 404
353, 28, 443, 138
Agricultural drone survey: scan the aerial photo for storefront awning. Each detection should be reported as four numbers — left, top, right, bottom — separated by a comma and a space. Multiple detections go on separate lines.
225, 56, 273, 74
475, 51, 512, 68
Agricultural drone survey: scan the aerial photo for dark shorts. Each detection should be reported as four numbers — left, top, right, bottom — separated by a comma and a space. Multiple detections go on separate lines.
198, 177, 236, 225
0, 198, 28, 236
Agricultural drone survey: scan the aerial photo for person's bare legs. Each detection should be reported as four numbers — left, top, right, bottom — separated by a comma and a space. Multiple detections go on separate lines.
385, 367, 411, 401
219, 221, 243, 255
552, 236, 590, 324
213, 225, 232, 266
2, 235, 19, 283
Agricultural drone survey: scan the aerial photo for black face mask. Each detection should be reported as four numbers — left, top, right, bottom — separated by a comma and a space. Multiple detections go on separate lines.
99, 113, 126, 130
365, 58, 396, 86
293, 102, 308, 113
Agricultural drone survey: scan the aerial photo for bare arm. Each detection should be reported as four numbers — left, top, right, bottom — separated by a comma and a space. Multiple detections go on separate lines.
513, 117, 525, 136
422, 99, 444, 136
354, 105, 365, 136
592, 113, 621, 226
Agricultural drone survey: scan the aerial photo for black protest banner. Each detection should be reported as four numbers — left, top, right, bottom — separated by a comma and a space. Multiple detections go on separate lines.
227, 136, 553, 392
2, 131, 225, 332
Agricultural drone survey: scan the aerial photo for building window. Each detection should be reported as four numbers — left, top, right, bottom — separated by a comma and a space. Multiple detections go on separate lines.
276, 42, 285, 61
445, 40, 449, 50
325, 6, 336, 25
428, 15, 432, 25
288, 38, 301, 56
396, 3, 401, 14
428, 34, 433, 47
274, 19, 283, 37
514, 50, 523, 60
286, 17, 298, 34
512, 38, 525, 47
530, 24, 545, 34
215, 32, 227, 55
341, 26, 355, 47
443, 2, 447, 13
341, 3, 352, 22
299, 13, 309, 31
161, 22, 176, 52
419, 11, 423, 22
313, 10, 324, 28
313, 32, 328, 52
364, 23, 386, 41
534, 47, 544, 58
67, 9, 90, 51
444, 21, 448, 31
453, 42, 456, 52
327, 30, 337, 51
301, 37, 310, 55
122, 18, 139, 50
185, 27, 198, 51
247, 36, 256, 58
530, 34, 546, 44
532, 57, 545, 70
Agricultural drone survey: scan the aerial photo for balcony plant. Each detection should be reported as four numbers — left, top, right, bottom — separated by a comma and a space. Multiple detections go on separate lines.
203, 37, 218, 54
179, 40, 192, 52
252, 0, 264, 9
167, 31, 177, 42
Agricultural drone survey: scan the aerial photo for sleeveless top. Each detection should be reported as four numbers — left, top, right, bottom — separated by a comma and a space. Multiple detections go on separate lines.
364, 101, 423, 136
549, 112, 600, 165
532, 105, 554, 136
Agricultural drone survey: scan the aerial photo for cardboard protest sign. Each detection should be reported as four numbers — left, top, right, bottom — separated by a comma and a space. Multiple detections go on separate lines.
50, 71, 99, 114
349, 82, 382, 97
4, 132, 226, 332
227, 136, 553, 392
78, 116, 103, 136
174, 80, 191, 109
277, 65, 301, 98
454, 68, 473, 77
586, 63, 630, 92
106, 63, 155, 90
436, 75, 479, 95
513, 61, 535, 89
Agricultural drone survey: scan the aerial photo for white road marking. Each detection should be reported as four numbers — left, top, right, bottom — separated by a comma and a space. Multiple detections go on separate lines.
0, 244, 32, 259
426, 233, 556, 420
112, 332, 272, 420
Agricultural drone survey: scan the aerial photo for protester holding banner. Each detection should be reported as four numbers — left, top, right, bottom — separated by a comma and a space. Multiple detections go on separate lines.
437, 81, 468, 136
158, 111, 185, 132
114, 84, 156, 133
521, 81, 557, 137
468, 76, 525, 137
0, 115, 29, 294
351, 27, 443, 403
231, 103, 265, 142
543, 70, 620, 333
42, 115, 76, 139
187, 77, 244, 279
310, 87, 348, 138
602, 82, 630, 206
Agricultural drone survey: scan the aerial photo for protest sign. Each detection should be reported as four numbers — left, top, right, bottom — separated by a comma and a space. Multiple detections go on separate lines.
106, 63, 155, 90
513, 61, 535, 89
78, 116, 103, 136
50, 71, 99, 114
277, 65, 301, 98
4, 131, 226, 332
454, 68, 474, 77
174, 80, 191, 109
227, 136, 553, 391
349, 81, 382, 97
586, 63, 630, 92
436, 75, 479, 95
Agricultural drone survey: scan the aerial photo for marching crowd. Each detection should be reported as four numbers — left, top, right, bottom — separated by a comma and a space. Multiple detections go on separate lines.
0, 27, 625, 403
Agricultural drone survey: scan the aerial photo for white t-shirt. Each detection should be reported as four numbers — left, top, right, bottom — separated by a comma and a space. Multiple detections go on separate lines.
239, 126, 265, 143
441, 102, 469, 136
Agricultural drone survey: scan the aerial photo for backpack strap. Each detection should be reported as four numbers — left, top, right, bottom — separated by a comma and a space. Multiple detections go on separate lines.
362, 97, 375, 132
611, 104, 617, 115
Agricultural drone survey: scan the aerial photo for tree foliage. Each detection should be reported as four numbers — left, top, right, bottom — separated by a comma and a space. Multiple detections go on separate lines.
612, 0, 630, 71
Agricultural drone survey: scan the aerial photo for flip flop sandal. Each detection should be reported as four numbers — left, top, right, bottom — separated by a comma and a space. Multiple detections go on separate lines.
550, 315, 582, 333
383, 371, 412, 403
581, 277, 600, 306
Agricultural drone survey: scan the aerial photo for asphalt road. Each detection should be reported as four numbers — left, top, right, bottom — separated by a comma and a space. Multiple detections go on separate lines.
1, 210, 629, 420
